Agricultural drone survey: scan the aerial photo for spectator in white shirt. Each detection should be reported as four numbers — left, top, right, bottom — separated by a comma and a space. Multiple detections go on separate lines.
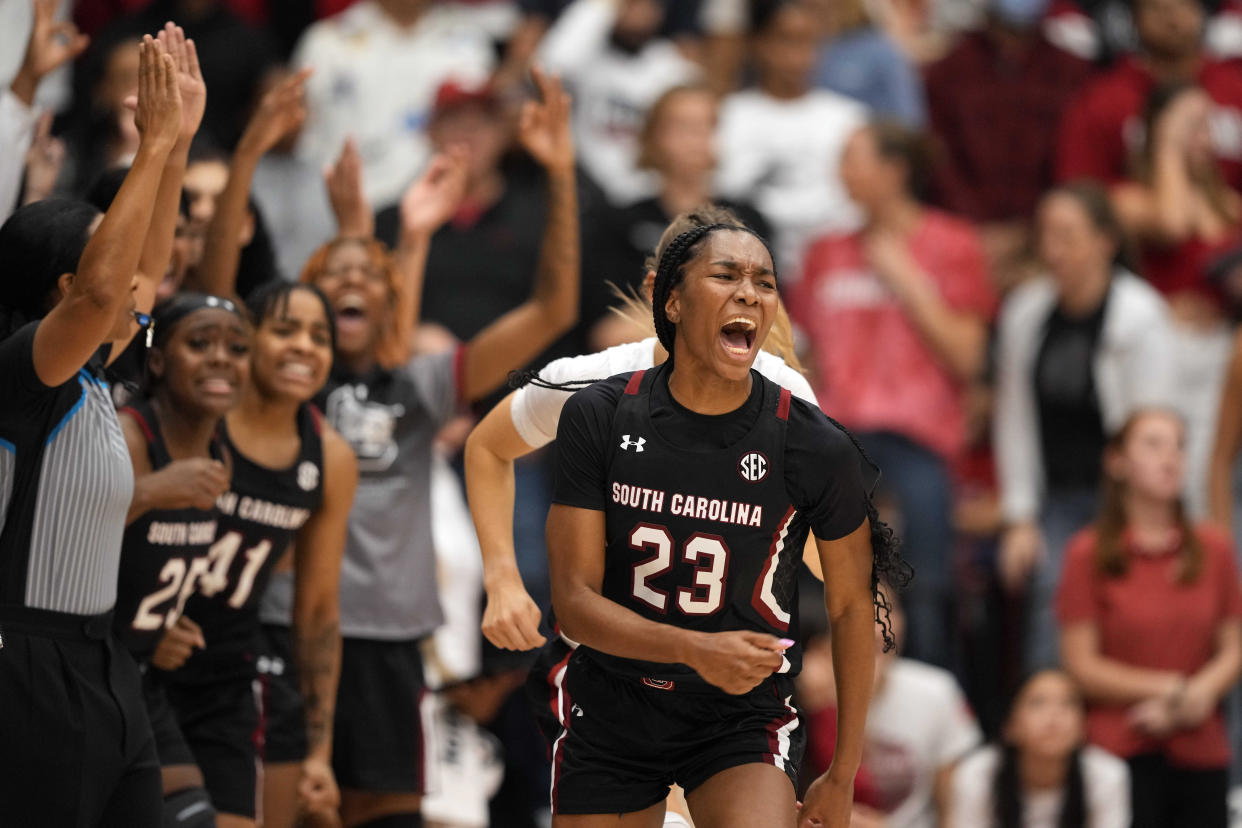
799, 584, 983, 828
2, 0, 85, 220
292, 0, 495, 210
715, 0, 867, 278
952, 670, 1131, 828
537, 0, 700, 205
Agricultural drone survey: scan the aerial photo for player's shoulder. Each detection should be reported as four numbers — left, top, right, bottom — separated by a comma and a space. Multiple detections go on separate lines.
562, 371, 639, 416
541, 339, 656, 386
783, 396, 855, 455
752, 354, 818, 406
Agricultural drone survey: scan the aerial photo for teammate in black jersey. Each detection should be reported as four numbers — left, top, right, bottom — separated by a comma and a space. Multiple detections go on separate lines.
164, 283, 357, 828
547, 223, 906, 827
116, 293, 250, 827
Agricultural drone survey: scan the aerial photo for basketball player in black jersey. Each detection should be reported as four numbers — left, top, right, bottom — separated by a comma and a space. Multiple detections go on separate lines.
116, 293, 250, 826
164, 283, 357, 827
547, 224, 905, 827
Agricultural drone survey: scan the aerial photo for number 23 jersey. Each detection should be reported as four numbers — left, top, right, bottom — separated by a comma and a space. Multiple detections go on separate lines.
552, 364, 870, 687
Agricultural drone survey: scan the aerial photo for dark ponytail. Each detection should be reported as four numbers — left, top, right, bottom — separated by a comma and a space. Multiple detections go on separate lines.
994, 744, 1087, 828
0, 198, 101, 340
995, 742, 1023, 828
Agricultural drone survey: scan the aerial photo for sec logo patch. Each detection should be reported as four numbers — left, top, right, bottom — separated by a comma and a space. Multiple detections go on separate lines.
297, 461, 320, 491
738, 451, 768, 482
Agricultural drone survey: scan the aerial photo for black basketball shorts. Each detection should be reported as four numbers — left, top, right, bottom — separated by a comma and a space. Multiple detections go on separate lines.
548, 650, 804, 816
525, 635, 576, 755
163, 669, 260, 817
332, 636, 428, 793
255, 623, 308, 765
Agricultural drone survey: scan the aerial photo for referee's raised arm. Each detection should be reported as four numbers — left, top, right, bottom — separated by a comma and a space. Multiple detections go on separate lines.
27, 36, 182, 386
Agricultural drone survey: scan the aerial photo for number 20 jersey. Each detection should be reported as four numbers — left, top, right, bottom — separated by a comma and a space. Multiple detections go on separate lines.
594, 367, 810, 687
113, 399, 221, 662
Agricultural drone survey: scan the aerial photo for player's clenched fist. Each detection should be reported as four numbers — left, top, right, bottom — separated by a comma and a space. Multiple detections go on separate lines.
482, 574, 547, 651
684, 630, 786, 695
151, 615, 206, 671
149, 457, 229, 511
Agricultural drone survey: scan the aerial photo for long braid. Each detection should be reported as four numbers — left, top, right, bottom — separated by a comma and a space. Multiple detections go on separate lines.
822, 413, 912, 653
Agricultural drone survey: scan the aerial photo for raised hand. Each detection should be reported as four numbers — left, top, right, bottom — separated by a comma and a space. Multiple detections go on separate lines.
156, 22, 205, 145
12, 0, 89, 104
133, 36, 183, 154
22, 112, 64, 205
239, 67, 312, 158
324, 136, 372, 238
517, 65, 574, 174
399, 146, 468, 238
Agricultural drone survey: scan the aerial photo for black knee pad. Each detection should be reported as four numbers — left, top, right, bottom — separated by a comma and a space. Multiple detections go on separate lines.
162, 787, 216, 828
357, 815, 424, 828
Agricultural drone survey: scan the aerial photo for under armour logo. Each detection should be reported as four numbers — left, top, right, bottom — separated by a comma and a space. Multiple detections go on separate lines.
571, 704, 584, 717
619, 435, 646, 452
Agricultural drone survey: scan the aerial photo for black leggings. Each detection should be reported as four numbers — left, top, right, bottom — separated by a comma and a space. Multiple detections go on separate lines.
1127, 753, 1229, 828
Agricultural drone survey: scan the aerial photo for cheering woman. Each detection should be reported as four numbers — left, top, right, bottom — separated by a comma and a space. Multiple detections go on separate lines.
115, 293, 250, 826
545, 222, 905, 827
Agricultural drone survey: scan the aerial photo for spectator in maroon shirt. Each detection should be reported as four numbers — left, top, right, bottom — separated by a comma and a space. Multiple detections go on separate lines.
1058, 0, 1242, 191
925, 0, 1092, 288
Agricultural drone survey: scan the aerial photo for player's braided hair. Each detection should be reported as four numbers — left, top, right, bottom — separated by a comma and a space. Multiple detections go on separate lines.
820, 413, 913, 653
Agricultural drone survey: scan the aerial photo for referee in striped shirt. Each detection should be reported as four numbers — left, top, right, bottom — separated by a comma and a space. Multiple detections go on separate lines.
0, 36, 188, 826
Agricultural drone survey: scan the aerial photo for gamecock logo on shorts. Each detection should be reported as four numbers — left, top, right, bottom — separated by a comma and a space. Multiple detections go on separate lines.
738, 451, 768, 482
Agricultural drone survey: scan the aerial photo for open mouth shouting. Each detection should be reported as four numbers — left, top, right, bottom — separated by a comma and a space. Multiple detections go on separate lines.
719, 316, 758, 361
334, 293, 370, 342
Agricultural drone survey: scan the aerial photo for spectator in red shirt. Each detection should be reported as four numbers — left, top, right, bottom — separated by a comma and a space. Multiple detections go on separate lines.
1112, 82, 1242, 314
1057, 408, 1242, 828
1057, 0, 1242, 191
1110, 81, 1242, 517
791, 120, 995, 669
925, 0, 1092, 287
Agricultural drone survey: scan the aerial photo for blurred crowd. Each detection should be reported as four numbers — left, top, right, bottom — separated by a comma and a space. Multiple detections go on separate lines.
9, 0, 1242, 825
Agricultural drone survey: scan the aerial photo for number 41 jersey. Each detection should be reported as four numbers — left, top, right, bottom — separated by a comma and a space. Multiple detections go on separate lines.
176, 404, 325, 676
595, 367, 814, 687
